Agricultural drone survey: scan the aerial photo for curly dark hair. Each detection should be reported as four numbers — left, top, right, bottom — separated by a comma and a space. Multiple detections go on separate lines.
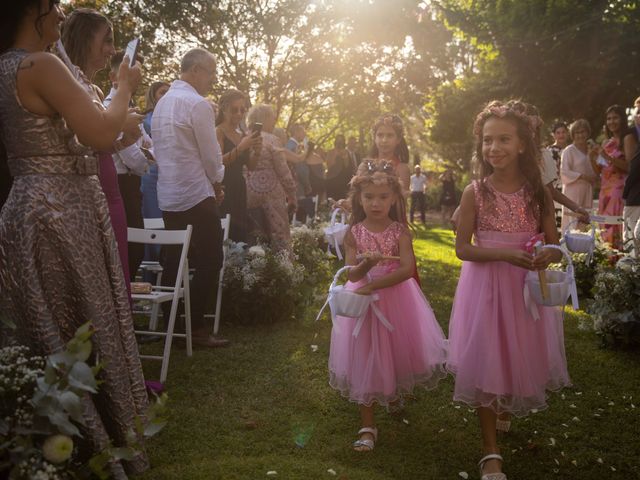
472, 100, 549, 221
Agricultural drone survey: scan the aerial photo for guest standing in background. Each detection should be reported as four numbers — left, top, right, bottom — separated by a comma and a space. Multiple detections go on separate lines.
588, 105, 629, 249
105, 51, 153, 280
152, 48, 229, 348
61, 8, 145, 296
440, 170, 457, 224
215, 88, 261, 242
244, 104, 297, 251
560, 119, 598, 231
410, 164, 427, 223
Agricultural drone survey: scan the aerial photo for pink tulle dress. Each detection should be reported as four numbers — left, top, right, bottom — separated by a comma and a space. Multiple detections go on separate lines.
328, 222, 448, 407
447, 180, 571, 417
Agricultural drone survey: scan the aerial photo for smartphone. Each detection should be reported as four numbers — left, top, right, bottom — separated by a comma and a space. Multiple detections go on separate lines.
250, 122, 263, 136
124, 38, 140, 67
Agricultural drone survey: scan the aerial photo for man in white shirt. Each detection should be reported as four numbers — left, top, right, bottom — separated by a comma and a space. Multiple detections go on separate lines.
105, 51, 153, 281
410, 165, 427, 223
152, 48, 228, 348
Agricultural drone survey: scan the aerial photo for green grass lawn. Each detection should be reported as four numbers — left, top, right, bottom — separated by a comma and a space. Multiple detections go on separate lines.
139, 223, 640, 480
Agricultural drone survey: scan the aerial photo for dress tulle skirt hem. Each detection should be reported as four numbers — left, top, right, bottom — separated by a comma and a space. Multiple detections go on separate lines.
328, 265, 448, 407
446, 230, 571, 417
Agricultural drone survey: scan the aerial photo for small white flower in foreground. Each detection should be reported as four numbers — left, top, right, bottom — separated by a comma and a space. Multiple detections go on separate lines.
42, 435, 73, 464
327, 469, 337, 475
249, 245, 266, 256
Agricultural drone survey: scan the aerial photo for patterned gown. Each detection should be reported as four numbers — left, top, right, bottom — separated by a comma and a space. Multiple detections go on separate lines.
0, 49, 148, 477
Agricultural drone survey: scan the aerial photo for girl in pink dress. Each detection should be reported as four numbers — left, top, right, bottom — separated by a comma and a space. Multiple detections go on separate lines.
328, 160, 447, 452
588, 105, 630, 250
448, 101, 570, 480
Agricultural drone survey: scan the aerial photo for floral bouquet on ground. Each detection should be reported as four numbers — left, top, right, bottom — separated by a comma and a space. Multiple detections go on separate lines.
0, 324, 167, 479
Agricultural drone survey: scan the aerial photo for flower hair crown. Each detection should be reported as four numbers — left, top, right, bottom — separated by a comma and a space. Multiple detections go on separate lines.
474, 101, 542, 136
373, 114, 404, 136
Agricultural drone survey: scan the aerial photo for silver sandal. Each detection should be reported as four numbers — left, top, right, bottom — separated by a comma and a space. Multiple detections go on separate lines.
479, 453, 507, 480
352, 427, 378, 451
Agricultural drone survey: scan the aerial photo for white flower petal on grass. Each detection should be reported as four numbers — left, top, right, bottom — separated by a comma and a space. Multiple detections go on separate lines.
458, 472, 469, 479
438, 428, 445, 433
608, 401, 615, 406
611, 466, 617, 471
463, 417, 468, 423
563, 433, 569, 439
571, 460, 578, 467
554, 459, 560, 465
561, 394, 566, 400
402, 418, 409, 425
569, 404, 576, 409
561, 451, 565, 457
267, 471, 277, 476
549, 438, 556, 446
327, 469, 337, 476
572, 416, 580, 422
597, 458, 603, 464
575, 391, 582, 395
310, 345, 319, 352
561, 423, 569, 428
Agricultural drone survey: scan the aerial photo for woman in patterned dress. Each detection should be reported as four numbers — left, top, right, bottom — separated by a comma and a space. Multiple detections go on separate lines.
0, 1, 148, 477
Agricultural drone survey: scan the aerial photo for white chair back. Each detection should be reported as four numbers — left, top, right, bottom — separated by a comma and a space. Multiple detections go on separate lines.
143, 217, 165, 229
127, 225, 193, 383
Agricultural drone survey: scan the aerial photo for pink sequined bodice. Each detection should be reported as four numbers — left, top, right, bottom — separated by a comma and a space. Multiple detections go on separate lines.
473, 180, 539, 233
351, 222, 403, 259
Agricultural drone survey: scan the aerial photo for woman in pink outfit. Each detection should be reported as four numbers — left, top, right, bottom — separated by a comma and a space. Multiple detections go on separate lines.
448, 101, 570, 480
560, 119, 598, 231
328, 159, 447, 453
588, 105, 630, 249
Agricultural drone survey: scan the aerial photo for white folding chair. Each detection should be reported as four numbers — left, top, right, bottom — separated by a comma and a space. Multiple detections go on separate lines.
204, 213, 230, 335
128, 226, 193, 383
143, 217, 165, 229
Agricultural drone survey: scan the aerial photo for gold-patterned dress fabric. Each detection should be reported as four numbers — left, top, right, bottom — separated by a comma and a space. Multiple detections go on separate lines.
0, 49, 148, 477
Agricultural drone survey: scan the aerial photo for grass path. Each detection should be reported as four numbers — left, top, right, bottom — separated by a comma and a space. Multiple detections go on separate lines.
140, 223, 640, 479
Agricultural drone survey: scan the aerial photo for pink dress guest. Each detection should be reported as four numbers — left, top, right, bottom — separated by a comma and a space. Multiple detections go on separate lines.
598, 139, 627, 249
328, 222, 447, 407
447, 181, 570, 416
560, 144, 595, 231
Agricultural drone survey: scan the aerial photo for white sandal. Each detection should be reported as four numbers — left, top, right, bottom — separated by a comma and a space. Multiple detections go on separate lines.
496, 419, 511, 433
352, 427, 377, 451
478, 453, 507, 480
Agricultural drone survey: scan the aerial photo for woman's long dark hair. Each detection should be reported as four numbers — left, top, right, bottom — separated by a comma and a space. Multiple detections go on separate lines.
61, 8, 111, 73
0, 0, 57, 208
369, 114, 410, 164
473, 100, 549, 221
1, 0, 57, 53
604, 104, 630, 140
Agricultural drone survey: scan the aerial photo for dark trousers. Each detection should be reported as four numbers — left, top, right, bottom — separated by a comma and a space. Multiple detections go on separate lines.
160, 197, 223, 332
410, 191, 426, 222
117, 174, 144, 281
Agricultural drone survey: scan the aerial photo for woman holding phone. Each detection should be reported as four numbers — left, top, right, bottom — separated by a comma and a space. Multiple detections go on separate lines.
244, 104, 297, 251
215, 88, 261, 242
0, 1, 148, 477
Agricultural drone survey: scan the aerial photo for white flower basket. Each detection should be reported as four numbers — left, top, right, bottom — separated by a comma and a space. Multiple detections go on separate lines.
524, 245, 579, 312
562, 219, 595, 255
323, 208, 349, 260
324, 266, 372, 318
